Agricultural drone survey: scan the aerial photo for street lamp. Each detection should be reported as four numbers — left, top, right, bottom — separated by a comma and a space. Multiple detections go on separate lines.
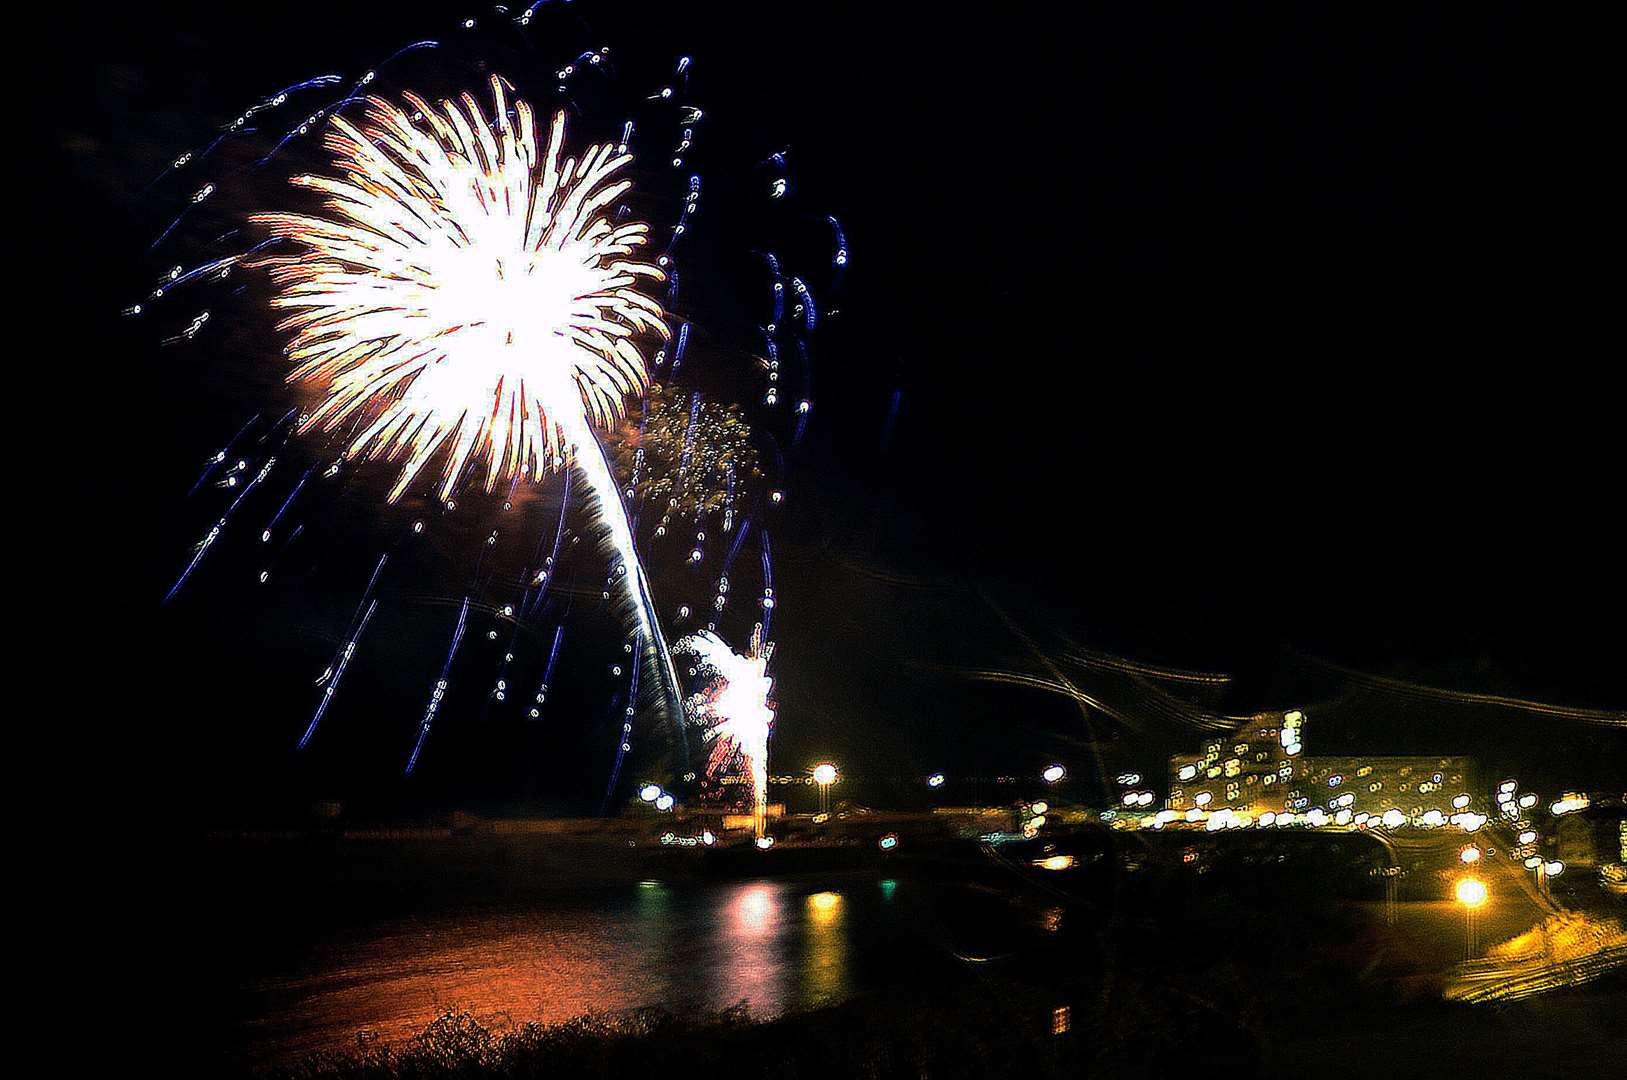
1455, 876, 1488, 959
1042, 764, 1066, 784
812, 762, 838, 816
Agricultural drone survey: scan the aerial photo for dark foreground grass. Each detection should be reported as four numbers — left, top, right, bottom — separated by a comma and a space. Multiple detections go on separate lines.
254, 953, 1627, 1080
261, 973, 1259, 1080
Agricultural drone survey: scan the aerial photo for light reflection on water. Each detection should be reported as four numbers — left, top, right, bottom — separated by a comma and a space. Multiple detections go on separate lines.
239, 877, 923, 1062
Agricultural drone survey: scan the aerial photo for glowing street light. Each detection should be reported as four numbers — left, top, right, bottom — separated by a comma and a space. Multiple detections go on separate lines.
812, 762, 838, 816
1460, 845, 1482, 864
1042, 764, 1066, 784
1455, 876, 1488, 959
638, 784, 662, 802
927, 772, 946, 788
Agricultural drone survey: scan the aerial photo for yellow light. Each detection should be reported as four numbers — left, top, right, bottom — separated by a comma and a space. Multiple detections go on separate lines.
808, 891, 840, 911
1550, 794, 1589, 816
812, 763, 838, 786
1031, 801, 1049, 815
1051, 1005, 1071, 1035
1455, 877, 1488, 908
1460, 845, 1481, 864
1036, 855, 1075, 871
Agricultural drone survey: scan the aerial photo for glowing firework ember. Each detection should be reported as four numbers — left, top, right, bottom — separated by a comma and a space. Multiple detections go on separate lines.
679, 626, 776, 835
253, 76, 668, 504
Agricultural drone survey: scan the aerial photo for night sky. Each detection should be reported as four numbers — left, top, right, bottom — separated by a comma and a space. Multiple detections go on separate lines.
55, 2, 1623, 821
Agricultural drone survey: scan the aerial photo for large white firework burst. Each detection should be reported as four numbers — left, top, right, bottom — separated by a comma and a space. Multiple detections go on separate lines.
254, 75, 669, 502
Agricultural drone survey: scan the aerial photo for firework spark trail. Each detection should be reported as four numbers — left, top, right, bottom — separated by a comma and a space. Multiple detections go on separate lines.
663, 175, 701, 262
164, 456, 275, 603
828, 215, 848, 273
678, 626, 775, 836
262, 466, 314, 543
724, 516, 755, 571
145, 237, 284, 304
307, 550, 389, 705
406, 596, 471, 775
146, 75, 342, 193
529, 622, 566, 719
255, 42, 441, 169
526, 471, 572, 620
792, 339, 812, 447
759, 529, 776, 636
261, 523, 306, 584
670, 321, 691, 374
600, 638, 640, 812
790, 276, 816, 332
484, 580, 536, 711
764, 253, 785, 327
299, 598, 379, 749
186, 414, 259, 496
569, 415, 688, 747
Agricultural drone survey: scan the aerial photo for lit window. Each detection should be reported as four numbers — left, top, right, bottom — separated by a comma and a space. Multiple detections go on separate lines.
1052, 1006, 1071, 1036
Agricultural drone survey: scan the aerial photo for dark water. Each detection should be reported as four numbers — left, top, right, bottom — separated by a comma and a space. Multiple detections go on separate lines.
227, 873, 1032, 1064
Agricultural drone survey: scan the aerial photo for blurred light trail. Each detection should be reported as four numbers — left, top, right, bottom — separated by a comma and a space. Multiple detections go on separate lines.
406, 597, 470, 775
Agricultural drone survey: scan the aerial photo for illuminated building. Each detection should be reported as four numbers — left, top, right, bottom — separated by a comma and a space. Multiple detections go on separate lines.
1166, 710, 1480, 823
1296, 756, 1479, 820
1167, 712, 1304, 816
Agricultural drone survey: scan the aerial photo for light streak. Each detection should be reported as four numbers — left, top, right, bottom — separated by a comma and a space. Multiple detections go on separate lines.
262, 466, 314, 542
164, 456, 275, 602
530, 623, 566, 719
186, 414, 259, 496
406, 597, 470, 775
600, 638, 641, 812
299, 598, 380, 749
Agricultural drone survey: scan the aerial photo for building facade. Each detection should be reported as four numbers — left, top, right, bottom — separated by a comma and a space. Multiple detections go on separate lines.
1167, 710, 1305, 816
1166, 709, 1481, 824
